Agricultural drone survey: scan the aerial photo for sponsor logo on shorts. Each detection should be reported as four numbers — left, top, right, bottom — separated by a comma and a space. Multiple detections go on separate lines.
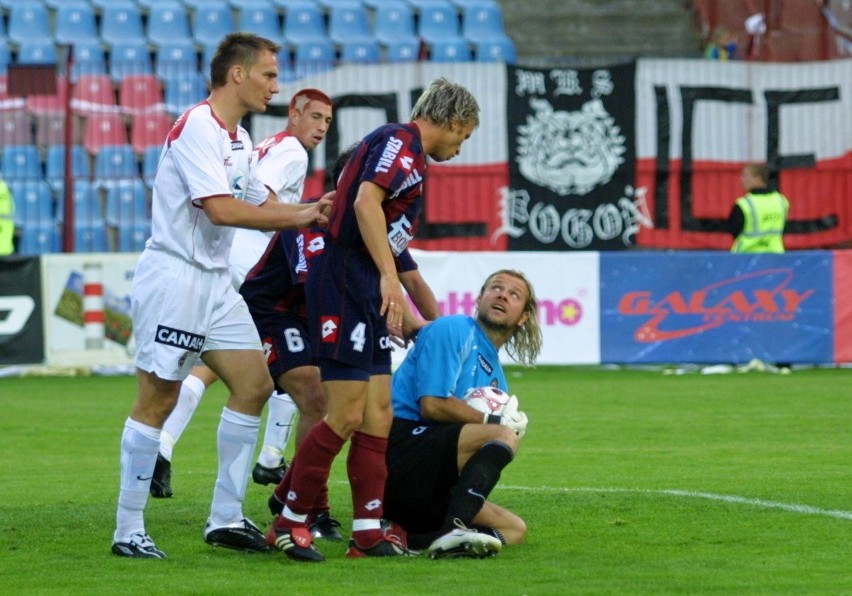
321, 316, 340, 343
155, 325, 205, 352
477, 353, 494, 375
262, 337, 276, 364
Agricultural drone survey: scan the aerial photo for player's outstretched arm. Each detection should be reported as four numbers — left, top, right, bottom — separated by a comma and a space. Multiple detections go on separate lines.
203, 194, 329, 230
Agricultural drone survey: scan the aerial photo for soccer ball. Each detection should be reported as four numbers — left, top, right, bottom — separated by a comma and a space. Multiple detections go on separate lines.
462, 386, 511, 416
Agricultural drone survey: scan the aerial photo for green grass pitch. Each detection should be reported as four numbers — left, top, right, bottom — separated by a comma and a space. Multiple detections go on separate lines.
1, 366, 851, 594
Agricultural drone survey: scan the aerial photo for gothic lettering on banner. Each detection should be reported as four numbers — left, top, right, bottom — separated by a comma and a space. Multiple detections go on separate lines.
504, 62, 643, 251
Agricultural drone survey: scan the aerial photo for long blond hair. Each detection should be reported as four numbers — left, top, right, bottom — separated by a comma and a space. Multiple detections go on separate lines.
480, 269, 542, 367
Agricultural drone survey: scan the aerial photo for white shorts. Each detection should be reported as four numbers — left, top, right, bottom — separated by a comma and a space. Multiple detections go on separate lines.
131, 249, 262, 381
229, 228, 274, 290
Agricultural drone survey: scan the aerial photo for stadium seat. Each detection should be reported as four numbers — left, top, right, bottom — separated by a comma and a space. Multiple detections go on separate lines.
109, 41, 154, 84
34, 112, 83, 149
9, 179, 54, 229
374, 2, 417, 45
100, 3, 147, 48
16, 40, 59, 66
385, 38, 421, 62
105, 177, 149, 228
130, 111, 173, 155
473, 37, 516, 63
154, 41, 199, 82
54, 2, 99, 47
0, 45, 10, 76
26, 77, 67, 116
147, 2, 192, 48
45, 144, 91, 193
19, 222, 61, 255
83, 114, 130, 155
328, 2, 373, 44
7, 3, 52, 46
72, 74, 118, 117
277, 51, 297, 83
141, 144, 161, 188
92, 144, 139, 186
429, 38, 471, 62
461, 1, 509, 43
293, 39, 337, 79
236, 3, 282, 39
339, 40, 381, 64
192, 4, 234, 48
283, 1, 329, 44
0, 109, 34, 147
69, 40, 108, 79
162, 71, 208, 116
115, 219, 150, 252
2, 145, 43, 181
418, 2, 463, 43
119, 74, 165, 115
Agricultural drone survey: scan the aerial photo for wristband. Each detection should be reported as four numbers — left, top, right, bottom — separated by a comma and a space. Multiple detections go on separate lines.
484, 413, 502, 425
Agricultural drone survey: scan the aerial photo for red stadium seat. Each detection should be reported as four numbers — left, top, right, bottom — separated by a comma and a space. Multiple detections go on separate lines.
119, 75, 165, 116
130, 111, 173, 155
83, 112, 129, 155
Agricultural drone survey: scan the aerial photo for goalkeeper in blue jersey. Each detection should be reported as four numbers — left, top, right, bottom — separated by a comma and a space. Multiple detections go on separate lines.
385, 269, 543, 558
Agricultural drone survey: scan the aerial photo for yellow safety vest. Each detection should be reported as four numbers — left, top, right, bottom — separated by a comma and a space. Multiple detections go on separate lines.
731, 191, 788, 254
0, 179, 14, 256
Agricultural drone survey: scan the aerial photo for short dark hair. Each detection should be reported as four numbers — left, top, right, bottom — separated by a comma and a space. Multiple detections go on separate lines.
327, 144, 357, 190
209, 33, 281, 88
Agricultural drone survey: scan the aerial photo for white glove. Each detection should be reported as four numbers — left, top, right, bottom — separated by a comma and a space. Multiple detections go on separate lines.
500, 395, 528, 439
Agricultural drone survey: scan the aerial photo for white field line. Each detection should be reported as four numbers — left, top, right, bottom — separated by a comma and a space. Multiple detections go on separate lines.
499, 485, 852, 521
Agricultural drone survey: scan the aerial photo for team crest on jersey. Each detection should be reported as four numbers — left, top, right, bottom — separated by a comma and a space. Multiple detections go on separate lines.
155, 325, 205, 352
477, 353, 494, 375
321, 316, 340, 343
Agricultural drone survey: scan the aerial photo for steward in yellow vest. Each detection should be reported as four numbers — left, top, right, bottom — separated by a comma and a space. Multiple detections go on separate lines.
727, 163, 788, 253
0, 178, 14, 256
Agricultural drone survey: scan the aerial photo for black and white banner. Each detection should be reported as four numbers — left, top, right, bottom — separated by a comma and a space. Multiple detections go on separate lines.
0, 257, 44, 364
506, 62, 638, 250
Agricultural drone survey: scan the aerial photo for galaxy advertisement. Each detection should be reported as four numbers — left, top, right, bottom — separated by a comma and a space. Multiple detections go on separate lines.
599, 251, 834, 364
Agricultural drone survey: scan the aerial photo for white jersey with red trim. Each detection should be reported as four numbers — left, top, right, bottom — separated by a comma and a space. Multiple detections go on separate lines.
146, 101, 268, 271
253, 131, 309, 204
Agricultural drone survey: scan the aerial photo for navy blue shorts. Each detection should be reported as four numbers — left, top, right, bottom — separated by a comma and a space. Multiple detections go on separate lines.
306, 242, 392, 378
253, 309, 314, 380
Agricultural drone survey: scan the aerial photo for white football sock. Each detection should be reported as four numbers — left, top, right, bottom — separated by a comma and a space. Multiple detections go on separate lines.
209, 407, 260, 528
114, 418, 160, 542
159, 374, 206, 462
257, 392, 298, 468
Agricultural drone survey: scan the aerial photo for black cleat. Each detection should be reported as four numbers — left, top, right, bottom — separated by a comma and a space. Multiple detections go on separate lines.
111, 532, 167, 559
310, 511, 343, 541
345, 533, 418, 558
150, 454, 173, 499
267, 519, 325, 562
204, 518, 272, 553
251, 460, 288, 486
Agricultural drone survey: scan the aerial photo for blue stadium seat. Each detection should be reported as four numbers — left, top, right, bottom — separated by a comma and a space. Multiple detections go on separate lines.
147, 2, 192, 48
385, 38, 421, 62
328, 2, 373, 44
2, 145, 42, 181
293, 39, 337, 78
19, 222, 61, 255
339, 40, 381, 64
461, 2, 509, 43
74, 224, 110, 252
108, 41, 154, 84
16, 40, 58, 65
70, 179, 105, 225
163, 71, 208, 116
116, 219, 150, 252
374, 2, 417, 45
69, 40, 108, 79
0, 45, 11, 76
473, 37, 516, 63
45, 145, 91, 193
429, 38, 471, 62
100, 3, 147, 48
54, 2, 99, 47
105, 178, 149, 227
93, 145, 139, 189
418, 2, 462, 43
9, 179, 54, 229
141, 145, 161, 188
235, 3, 282, 39
283, 1, 329, 44
193, 4, 234, 48
7, 4, 52, 46
155, 41, 198, 82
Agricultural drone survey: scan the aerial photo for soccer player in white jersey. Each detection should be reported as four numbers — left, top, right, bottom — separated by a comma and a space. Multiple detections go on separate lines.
111, 33, 328, 559
151, 90, 335, 507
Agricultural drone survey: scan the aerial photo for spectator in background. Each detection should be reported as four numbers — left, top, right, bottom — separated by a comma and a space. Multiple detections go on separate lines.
816, 0, 852, 55
727, 163, 788, 254
704, 26, 738, 60
0, 177, 15, 256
